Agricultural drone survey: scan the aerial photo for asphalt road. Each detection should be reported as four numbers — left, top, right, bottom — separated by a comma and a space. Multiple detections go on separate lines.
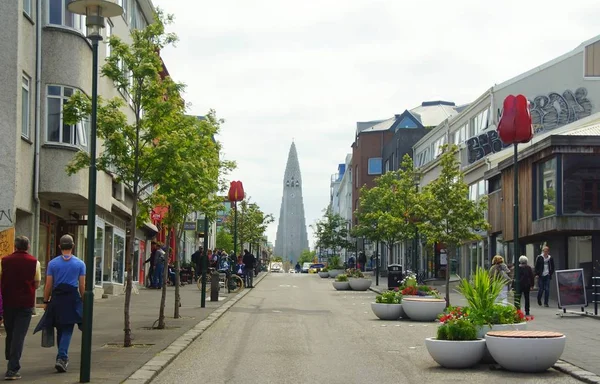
151, 273, 580, 384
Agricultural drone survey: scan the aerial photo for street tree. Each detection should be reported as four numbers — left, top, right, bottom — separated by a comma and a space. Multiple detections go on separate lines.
224, 198, 274, 255
312, 208, 352, 259
63, 11, 183, 346
298, 250, 316, 265
216, 228, 234, 253
417, 144, 489, 307
353, 154, 421, 266
153, 111, 235, 327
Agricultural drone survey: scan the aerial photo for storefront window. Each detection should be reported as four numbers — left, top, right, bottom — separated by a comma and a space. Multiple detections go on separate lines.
113, 231, 125, 284
133, 239, 140, 282
563, 154, 600, 214
538, 158, 557, 218
95, 222, 104, 286
568, 236, 593, 287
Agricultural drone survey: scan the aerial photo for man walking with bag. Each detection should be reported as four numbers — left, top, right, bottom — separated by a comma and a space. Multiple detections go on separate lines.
0, 236, 42, 380
535, 246, 555, 307
37, 234, 85, 373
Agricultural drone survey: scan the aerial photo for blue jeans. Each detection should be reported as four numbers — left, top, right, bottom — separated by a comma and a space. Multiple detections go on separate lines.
537, 275, 551, 305
56, 324, 74, 360
154, 263, 164, 288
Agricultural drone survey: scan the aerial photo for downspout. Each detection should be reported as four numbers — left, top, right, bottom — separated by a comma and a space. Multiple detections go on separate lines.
33, 0, 42, 261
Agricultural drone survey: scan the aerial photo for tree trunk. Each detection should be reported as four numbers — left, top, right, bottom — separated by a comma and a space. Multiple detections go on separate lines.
123, 196, 137, 347
174, 228, 181, 318
445, 249, 451, 308
157, 229, 171, 329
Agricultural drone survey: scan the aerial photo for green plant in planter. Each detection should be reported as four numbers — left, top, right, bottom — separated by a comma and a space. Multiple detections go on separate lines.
437, 306, 478, 341
375, 290, 402, 304
345, 268, 364, 278
321, 267, 329, 272
329, 255, 343, 270
336, 274, 348, 282
457, 267, 506, 325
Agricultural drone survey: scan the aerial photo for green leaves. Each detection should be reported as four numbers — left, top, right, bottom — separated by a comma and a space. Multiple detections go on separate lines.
224, 197, 274, 253
312, 208, 352, 254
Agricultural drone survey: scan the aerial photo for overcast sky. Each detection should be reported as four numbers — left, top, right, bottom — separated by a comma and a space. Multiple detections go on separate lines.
151, 0, 599, 247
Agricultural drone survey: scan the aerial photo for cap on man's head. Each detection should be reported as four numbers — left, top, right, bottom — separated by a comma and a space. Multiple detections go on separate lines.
60, 234, 74, 250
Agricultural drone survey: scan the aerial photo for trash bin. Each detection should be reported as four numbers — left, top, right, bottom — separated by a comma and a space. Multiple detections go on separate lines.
388, 264, 403, 289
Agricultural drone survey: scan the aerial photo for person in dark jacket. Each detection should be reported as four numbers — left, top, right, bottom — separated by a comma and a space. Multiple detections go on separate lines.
242, 250, 255, 288
534, 246, 555, 307
1, 235, 42, 380
144, 243, 158, 288
358, 252, 367, 272
517, 256, 535, 315
39, 234, 85, 373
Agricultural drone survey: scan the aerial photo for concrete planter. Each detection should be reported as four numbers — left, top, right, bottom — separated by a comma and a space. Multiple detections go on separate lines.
328, 269, 343, 278
478, 322, 528, 364
401, 297, 446, 321
425, 338, 486, 369
403, 294, 437, 299
485, 332, 566, 372
332, 281, 350, 291
348, 278, 372, 291
318, 271, 329, 278
370, 303, 402, 320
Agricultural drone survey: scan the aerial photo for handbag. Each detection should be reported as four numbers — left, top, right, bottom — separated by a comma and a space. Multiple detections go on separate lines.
41, 327, 55, 348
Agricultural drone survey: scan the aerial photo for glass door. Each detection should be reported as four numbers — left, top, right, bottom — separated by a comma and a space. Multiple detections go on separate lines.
112, 229, 126, 284
94, 219, 105, 287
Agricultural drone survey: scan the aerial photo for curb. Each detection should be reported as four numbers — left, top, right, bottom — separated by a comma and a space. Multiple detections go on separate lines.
368, 287, 599, 383
121, 273, 269, 384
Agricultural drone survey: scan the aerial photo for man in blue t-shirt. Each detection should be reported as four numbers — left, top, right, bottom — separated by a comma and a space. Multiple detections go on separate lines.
43, 234, 85, 373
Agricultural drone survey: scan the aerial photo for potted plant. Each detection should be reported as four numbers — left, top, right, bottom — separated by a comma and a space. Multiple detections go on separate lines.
318, 267, 330, 278
332, 274, 350, 290
399, 272, 440, 298
370, 290, 404, 320
346, 268, 372, 291
425, 306, 486, 369
327, 256, 344, 278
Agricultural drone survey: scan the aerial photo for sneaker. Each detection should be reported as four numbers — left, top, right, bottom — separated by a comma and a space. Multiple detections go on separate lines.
537, 299, 542, 306
55, 359, 68, 373
544, 304, 549, 307
4, 371, 21, 380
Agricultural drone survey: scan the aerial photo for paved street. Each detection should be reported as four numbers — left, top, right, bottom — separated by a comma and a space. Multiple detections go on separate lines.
151, 273, 580, 384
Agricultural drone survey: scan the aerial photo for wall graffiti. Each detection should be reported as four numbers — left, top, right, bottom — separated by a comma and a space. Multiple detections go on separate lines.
0, 209, 13, 225
0, 227, 15, 258
466, 130, 509, 164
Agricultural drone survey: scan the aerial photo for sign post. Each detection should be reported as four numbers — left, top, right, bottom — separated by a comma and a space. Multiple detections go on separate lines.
555, 268, 588, 315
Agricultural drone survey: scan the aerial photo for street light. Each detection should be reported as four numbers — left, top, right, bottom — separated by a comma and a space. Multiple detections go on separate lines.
66, 1, 123, 383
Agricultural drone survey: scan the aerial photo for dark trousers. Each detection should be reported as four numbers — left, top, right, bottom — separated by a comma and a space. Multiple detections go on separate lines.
244, 267, 254, 288
537, 275, 551, 305
4, 307, 33, 372
517, 288, 531, 314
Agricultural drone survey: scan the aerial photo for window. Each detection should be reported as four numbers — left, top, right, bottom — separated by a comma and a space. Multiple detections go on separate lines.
46, 85, 89, 148
384, 159, 390, 173
433, 136, 446, 157
106, 21, 113, 58
127, 0, 147, 30
112, 230, 126, 284
415, 148, 431, 167
538, 158, 557, 217
584, 40, 600, 77
23, 0, 31, 16
471, 108, 490, 135
453, 123, 468, 145
469, 179, 487, 201
368, 157, 382, 175
48, 0, 86, 33
21, 75, 30, 138
563, 154, 600, 214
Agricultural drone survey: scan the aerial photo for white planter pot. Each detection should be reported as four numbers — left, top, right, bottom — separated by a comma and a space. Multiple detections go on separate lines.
399, 304, 408, 319
332, 281, 350, 291
478, 322, 528, 364
328, 269, 342, 278
348, 278, 372, 291
486, 333, 566, 372
425, 338, 486, 369
318, 271, 329, 278
370, 303, 402, 320
403, 295, 437, 299
401, 298, 446, 321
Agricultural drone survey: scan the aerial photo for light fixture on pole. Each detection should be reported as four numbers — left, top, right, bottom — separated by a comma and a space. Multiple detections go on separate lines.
66, 1, 123, 383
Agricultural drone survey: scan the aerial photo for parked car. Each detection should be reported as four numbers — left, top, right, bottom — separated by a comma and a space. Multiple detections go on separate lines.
308, 263, 325, 273
301, 262, 312, 273
270, 262, 283, 273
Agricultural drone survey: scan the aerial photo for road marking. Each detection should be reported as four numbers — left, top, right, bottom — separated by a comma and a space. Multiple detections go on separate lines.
272, 310, 282, 313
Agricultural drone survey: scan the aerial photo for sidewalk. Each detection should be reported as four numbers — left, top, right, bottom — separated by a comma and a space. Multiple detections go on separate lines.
369, 274, 600, 377
1, 279, 245, 383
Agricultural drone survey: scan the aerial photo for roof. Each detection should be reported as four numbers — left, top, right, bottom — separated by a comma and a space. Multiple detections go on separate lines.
563, 122, 600, 136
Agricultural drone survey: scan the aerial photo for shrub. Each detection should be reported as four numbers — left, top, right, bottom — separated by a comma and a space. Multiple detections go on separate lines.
437, 307, 478, 341
375, 290, 403, 304
336, 274, 348, 282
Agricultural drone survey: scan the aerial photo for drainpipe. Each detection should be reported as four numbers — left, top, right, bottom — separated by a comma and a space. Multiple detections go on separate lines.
32, 0, 42, 261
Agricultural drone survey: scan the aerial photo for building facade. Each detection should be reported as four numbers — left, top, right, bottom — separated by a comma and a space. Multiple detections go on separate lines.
414, 35, 600, 293
0, 0, 159, 295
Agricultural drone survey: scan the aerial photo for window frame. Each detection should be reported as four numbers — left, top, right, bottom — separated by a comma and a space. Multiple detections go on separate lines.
45, 85, 89, 149
105, 20, 113, 58
21, 75, 31, 139
367, 157, 383, 176
47, 0, 87, 34
584, 41, 600, 79
537, 157, 558, 218
23, 0, 32, 16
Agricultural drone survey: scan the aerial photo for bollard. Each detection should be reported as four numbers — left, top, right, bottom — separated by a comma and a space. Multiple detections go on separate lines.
210, 271, 220, 302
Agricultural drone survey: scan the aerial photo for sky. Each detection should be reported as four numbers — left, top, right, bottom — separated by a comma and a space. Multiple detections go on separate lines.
151, 0, 600, 248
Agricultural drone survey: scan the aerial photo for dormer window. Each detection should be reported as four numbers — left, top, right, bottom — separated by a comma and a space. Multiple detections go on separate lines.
584, 40, 600, 78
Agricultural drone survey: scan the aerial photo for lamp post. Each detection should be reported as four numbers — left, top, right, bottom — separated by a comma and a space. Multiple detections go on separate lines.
66, 1, 123, 383
201, 215, 209, 307
413, 178, 420, 274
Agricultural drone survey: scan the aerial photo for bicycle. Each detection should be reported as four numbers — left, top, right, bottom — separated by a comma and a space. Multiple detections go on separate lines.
196, 268, 244, 294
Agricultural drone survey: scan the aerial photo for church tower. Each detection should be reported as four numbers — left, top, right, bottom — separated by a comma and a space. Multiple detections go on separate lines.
274, 142, 309, 264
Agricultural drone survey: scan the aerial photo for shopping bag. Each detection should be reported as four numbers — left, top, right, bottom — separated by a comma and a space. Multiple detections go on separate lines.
41, 327, 55, 348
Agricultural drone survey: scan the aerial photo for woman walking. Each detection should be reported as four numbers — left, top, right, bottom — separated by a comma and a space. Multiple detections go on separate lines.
517, 256, 535, 315
490, 255, 511, 305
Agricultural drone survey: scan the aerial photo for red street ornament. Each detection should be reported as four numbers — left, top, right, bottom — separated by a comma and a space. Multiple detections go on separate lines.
228, 181, 245, 202
497, 94, 534, 144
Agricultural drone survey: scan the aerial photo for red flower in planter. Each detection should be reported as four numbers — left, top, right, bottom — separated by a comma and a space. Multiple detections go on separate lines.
497, 94, 533, 145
